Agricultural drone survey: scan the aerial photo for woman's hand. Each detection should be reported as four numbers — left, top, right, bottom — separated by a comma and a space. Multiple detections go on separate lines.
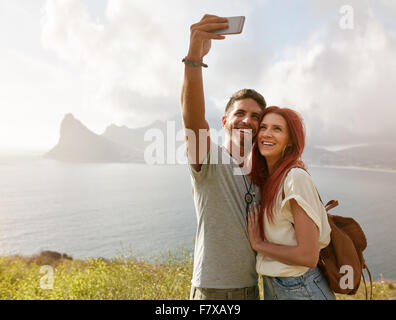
248, 202, 266, 251
248, 199, 320, 268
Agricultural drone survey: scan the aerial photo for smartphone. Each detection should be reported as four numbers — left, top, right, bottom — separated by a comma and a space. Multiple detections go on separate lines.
213, 16, 245, 35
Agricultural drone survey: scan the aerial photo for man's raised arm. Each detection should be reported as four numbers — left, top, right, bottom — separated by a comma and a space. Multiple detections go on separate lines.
180, 15, 228, 172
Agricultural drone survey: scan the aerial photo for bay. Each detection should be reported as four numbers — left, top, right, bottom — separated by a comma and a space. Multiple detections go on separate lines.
0, 155, 395, 281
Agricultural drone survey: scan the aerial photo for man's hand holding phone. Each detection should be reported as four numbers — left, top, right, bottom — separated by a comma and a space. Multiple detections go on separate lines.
187, 15, 245, 63
187, 15, 229, 61
181, 14, 245, 170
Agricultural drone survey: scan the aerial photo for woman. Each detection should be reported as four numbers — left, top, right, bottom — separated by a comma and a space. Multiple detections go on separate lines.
247, 106, 335, 300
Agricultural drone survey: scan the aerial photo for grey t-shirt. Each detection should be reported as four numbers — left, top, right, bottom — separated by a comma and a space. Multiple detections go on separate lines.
188, 140, 259, 289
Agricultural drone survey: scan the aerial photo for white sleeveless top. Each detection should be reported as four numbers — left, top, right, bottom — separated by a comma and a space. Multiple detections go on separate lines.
256, 168, 331, 277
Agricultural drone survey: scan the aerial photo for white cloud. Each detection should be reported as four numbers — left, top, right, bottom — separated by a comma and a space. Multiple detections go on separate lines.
1, 0, 395, 150
39, 0, 396, 144
256, 2, 396, 145
0, 48, 83, 149
40, 0, 262, 128
379, 0, 396, 10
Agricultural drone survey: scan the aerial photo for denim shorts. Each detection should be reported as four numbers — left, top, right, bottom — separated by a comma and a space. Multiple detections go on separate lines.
262, 267, 336, 300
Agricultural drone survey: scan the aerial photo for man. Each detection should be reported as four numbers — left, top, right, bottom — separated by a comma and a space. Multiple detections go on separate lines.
180, 14, 267, 300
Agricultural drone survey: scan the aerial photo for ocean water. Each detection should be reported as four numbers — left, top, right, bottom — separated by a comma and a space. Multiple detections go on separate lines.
0, 155, 395, 281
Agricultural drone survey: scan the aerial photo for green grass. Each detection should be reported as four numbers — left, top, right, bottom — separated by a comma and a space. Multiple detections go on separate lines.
0, 249, 395, 300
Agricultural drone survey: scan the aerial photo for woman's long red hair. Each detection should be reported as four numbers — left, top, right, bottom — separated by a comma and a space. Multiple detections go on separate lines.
250, 106, 306, 236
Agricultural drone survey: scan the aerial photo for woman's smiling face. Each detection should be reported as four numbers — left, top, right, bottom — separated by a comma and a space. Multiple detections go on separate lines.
257, 112, 292, 164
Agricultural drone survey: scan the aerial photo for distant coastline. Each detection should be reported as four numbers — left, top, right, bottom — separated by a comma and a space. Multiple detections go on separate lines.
2, 152, 396, 175
310, 164, 396, 174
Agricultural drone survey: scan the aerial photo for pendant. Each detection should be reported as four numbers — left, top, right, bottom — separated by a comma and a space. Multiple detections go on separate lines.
245, 192, 253, 204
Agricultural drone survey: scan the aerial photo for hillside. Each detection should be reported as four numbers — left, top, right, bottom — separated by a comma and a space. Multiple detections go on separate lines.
44, 114, 396, 170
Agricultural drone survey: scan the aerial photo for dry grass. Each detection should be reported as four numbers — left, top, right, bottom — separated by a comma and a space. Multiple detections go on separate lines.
0, 250, 394, 300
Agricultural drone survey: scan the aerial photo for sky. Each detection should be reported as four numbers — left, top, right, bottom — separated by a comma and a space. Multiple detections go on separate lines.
0, 0, 395, 152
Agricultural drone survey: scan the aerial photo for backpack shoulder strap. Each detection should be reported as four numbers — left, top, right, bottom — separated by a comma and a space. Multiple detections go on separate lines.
363, 264, 373, 300
325, 200, 339, 211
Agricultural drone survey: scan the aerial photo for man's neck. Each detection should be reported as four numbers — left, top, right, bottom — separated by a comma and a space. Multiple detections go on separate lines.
223, 140, 245, 159
223, 140, 253, 173
222, 141, 252, 175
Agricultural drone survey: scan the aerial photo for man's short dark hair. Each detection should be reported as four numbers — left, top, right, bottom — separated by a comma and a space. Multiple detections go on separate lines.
225, 89, 266, 115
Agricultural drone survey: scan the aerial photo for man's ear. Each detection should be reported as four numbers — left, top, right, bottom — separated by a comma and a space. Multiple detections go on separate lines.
221, 115, 227, 128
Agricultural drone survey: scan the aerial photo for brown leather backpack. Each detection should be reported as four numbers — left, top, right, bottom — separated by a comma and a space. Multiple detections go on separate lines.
281, 168, 373, 299
318, 199, 373, 299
